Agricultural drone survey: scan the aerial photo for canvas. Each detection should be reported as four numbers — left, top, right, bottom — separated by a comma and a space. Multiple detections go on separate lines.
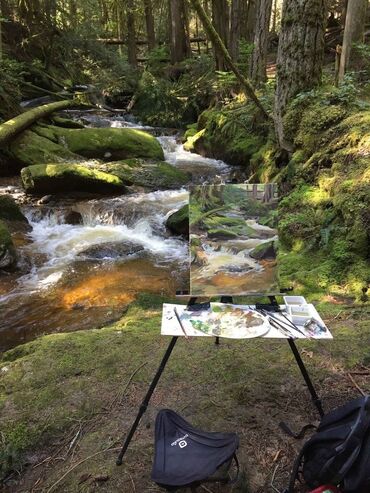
189, 183, 279, 296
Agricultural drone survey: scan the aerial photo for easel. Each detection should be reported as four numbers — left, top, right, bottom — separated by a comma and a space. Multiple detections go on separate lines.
116, 294, 324, 466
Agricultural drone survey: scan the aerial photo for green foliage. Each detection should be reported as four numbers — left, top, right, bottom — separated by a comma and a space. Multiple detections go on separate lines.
0, 58, 25, 121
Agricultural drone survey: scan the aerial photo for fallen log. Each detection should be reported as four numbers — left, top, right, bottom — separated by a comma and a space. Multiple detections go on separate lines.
0, 100, 75, 148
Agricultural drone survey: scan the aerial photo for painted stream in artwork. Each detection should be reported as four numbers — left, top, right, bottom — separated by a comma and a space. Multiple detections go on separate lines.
0, 113, 243, 351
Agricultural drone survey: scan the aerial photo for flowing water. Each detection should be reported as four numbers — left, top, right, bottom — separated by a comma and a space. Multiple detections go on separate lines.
0, 113, 241, 351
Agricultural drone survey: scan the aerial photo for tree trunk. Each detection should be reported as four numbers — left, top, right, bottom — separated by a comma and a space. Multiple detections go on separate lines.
338, 0, 368, 82
0, 1, 2, 62
0, 100, 75, 147
271, 0, 278, 33
229, 0, 241, 61
126, 0, 138, 66
212, 0, 229, 69
169, 0, 191, 64
249, 0, 273, 85
143, 0, 156, 49
243, 0, 258, 42
190, 0, 270, 119
274, 0, 326, 150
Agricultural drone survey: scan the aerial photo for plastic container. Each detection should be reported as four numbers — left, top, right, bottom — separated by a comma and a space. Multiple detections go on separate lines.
287, 304, 312, 325
283, 295, 307, 306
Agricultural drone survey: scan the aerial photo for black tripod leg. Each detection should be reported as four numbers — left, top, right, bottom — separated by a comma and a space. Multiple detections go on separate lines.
287, 339, 325, 418
116, 336, 179, 465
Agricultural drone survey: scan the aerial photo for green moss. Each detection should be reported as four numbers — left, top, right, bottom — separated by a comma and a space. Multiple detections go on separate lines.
184, 101, 267, 167
0, 219, 17, 269
7, 130, 79, 166
166, 204, 189, 236
101, 158, 189, 190
51, 116, 85, 129
183, 123, 198, 140
47, 126, 165, 161
21, 163, 126, 195
204, 215, 257, 237
0, 195, 27, 222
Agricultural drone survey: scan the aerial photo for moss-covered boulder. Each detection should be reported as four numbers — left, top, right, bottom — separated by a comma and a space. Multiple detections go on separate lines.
0, 195, 27, 223
166, 205, 189, 237
21, 164, 127, 195
34, 125, 165, 161
250, 240, 277, 260
8, 130, 79, 167
0, 194, 30, 234
101, 159, 189, 190
0, 220, 17, 270
184, 102, 267, 166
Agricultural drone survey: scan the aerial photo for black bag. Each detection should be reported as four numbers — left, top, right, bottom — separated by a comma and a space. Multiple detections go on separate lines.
289, 395, 370, 493
151, 409, 239, 490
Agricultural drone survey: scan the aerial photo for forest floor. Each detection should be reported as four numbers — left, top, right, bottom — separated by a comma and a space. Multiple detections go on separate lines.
1, 296, 369, 493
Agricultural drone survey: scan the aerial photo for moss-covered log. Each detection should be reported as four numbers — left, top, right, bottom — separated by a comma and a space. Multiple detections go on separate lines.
0, 100, 75, 147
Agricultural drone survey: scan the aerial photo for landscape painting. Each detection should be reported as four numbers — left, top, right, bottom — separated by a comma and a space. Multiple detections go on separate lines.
189, 183, 279, 296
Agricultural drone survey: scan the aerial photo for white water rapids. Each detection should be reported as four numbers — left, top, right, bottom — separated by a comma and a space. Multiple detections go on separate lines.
0, 114, 237, 349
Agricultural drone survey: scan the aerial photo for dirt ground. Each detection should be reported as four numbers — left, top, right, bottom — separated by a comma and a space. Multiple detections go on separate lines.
1, 302, 370, 493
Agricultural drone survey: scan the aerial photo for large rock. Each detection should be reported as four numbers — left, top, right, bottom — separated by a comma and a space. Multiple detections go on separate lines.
8, 130, 79, 167
166, 205, 189, 237
21, 164, 127, 195
0, 195, 28, 223
102, 159, 189, 190
0, 220, 17, 270
78, 241, 144, 259
34, 125, 165, 161
249, 240, 277, 260
0, 195, 30, 233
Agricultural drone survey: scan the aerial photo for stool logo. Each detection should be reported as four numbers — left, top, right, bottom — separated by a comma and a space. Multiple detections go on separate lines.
171, 434, 189, 449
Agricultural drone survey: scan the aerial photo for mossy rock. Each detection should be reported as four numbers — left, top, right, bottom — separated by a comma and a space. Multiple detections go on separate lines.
207, 228, 238, 239
21, 163, 127, 195
250, 241, 277, 260
0, 220, 17, 270
41, 126, 165, 161
51, 116, 85, 129
7, 130, 80, 167
0, 195, 27, 223
204, 216, 258, 238
184, 103, 267, 166
166, 205, 189, 237
101, 159, 189, 190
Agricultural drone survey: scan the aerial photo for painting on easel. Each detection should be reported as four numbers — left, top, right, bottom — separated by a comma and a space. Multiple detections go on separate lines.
189, 183, 279, 296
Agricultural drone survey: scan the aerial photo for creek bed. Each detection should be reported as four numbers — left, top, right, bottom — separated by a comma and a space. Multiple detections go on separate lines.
0, 114, 243, 351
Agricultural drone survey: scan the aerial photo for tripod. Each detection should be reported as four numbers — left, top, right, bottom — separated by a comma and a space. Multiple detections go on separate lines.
116, 295, 324, 466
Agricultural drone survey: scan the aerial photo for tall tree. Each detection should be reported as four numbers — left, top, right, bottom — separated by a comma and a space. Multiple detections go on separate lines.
338, 0, 368, 82
169, 0, 191, 64
126, 0, 138, 66
249, 0, 273, 85
274, 0, 327, 150
243, 0, 258, 42
229, 0, 241, 61
143, 0, 156, 50
212, 0, 229, 69
190, 0, 269, 118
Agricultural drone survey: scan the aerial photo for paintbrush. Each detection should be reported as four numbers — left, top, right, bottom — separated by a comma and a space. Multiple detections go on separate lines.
174, 307, 189, 340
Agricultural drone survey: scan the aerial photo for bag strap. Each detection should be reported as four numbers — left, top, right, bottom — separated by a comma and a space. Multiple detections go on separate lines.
287, 444, 308, 493
227, 453, 240, 485
321, 396, 370, 484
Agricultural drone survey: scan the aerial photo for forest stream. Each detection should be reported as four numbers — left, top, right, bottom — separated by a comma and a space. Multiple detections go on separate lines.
0, 111, 243, 351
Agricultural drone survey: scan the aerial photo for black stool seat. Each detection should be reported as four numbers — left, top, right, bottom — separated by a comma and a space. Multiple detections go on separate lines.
151, 409, 239, 490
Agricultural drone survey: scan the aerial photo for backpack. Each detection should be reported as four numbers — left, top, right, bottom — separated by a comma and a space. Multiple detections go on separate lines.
289, 395, 370, 493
